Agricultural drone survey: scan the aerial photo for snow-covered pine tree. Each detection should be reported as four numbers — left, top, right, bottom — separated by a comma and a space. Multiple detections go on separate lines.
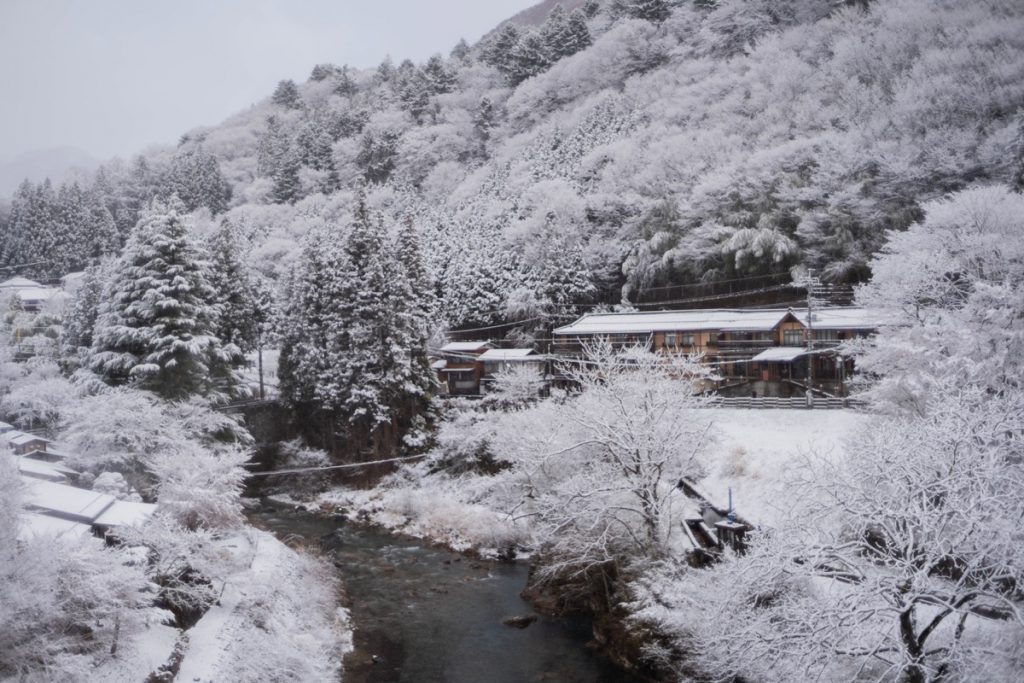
89, 199, 242, 400
164, 146, 232, 214
207, 220, 261, 356
340, 202, 435, 450
271, 148, 302, 204
333, 65, 357, 97
613, 0, 672, 23
423, 54, 457, 95
508, 30, 555, 86
271, 78, 301, 108
256, 115, 291, 178
277, 229, 352, 411
450, 38, 471, 61
356, 128, 400, 184
3, 179, 58, 277
83, 184, 121, 259
397, 216, 438, 327
480, 23, 521, 78
61, 260, 110, 356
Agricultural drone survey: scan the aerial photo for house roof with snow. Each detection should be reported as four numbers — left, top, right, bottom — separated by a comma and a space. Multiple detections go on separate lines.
2, 430, 52, 447
9, 455, 70, 483
0, 277, 42, 290
20, 477, 116, 524
18, 512, 93, 541
94, 501, 157, 529
440, 341, 491, 352
478, 348, 539, 361
0, 421, 13, 433
751, 347, 808, 362
553, 307, 878, 336
15, 287, 57, 303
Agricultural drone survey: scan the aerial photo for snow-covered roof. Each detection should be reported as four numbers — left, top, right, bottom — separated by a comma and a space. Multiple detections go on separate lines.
20, 477, 116, 524
2, 430, 51, 447
430, 359, 448, 370
94, 501, 157, 529
751, 347, 808, 362
18, 512, 93, 541
441, 341, 490, 352
16, 287, 57, 302
0, 276, 42, 290
0, 421, 13, 433
479, 348, 538, 361
554, 307, 878, 336
9, 455, 69, 483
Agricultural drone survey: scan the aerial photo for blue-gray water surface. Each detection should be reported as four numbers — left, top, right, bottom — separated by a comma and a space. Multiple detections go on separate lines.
251, 505, 642, 683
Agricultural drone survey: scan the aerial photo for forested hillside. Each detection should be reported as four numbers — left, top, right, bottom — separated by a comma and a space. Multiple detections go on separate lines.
3, 0, 1022, 320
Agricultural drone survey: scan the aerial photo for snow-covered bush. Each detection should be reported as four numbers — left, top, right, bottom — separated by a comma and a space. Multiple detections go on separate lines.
149, 444, 251, 531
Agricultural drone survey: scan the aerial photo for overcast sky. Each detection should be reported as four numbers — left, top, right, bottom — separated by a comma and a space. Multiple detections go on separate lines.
0, 0, 536, 160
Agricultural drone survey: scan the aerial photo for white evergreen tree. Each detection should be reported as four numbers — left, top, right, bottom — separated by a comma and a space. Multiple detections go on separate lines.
89, 200, 242, 400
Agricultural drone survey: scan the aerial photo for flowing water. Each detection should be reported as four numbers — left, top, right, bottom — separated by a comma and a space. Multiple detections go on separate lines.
250, 504, 642, 683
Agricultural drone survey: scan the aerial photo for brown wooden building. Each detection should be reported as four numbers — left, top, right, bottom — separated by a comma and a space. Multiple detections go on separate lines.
552, 307, 877, 397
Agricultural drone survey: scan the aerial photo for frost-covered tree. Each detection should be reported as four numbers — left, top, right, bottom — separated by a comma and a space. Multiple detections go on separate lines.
148, 443, 250, 531
271, 78, 301, 108
164, 146, 232, 214
356, 128, 401, 184
480, 23, 521, 77
256, 115, 291, 178
61, 260, 113, 356
856, 185, 1024, 412
0, 459, 158, 680
637, 385, 1024, 683
271, 148, 302, 204
501, 342, 714, 577
89, 201, 241, 400
207, 220, 262, 355
613, 0, 672, 23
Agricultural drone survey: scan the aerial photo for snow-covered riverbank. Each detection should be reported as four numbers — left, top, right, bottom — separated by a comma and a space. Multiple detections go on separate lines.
175, 527, 351, 683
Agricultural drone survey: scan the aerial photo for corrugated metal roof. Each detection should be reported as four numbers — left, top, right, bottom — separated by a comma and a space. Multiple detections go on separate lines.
751, 347, 808, 362
554, 307, 878, 336
478, 349, 537, 361
440, 341, 490, 352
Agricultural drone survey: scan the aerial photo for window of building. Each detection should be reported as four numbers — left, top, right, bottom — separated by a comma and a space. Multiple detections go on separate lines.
664, 332, 677, 348
783, 329, 804, 346
815, 329, 839, 341
681, 333, 695, 347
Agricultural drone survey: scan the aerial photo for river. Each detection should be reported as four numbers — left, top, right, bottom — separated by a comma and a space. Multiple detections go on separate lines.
250, 503, 642, 683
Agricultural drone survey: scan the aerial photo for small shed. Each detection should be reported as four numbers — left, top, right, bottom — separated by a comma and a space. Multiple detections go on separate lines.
1, 430, 52, 456
438, 341, 491, 396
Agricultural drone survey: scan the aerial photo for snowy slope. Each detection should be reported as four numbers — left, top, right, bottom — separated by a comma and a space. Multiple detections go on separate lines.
176, 528, 351, 682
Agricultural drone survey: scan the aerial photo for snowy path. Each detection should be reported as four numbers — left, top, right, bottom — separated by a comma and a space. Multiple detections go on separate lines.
176, 528, 351, 682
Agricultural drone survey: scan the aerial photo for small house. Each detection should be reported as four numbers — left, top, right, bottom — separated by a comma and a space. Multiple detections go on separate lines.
437, 341, 491, 396
1, 430, 52, 456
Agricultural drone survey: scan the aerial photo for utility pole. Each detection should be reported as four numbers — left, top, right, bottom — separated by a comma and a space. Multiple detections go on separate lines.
802, 269, 822, 406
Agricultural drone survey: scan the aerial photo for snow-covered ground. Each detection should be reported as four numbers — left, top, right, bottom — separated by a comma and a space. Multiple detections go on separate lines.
698, 408, 869, 526
314, 408, 868, 557
176, 527, 351, 683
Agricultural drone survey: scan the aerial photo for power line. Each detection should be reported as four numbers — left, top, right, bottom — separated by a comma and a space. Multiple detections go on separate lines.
246, 452, 428, 477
